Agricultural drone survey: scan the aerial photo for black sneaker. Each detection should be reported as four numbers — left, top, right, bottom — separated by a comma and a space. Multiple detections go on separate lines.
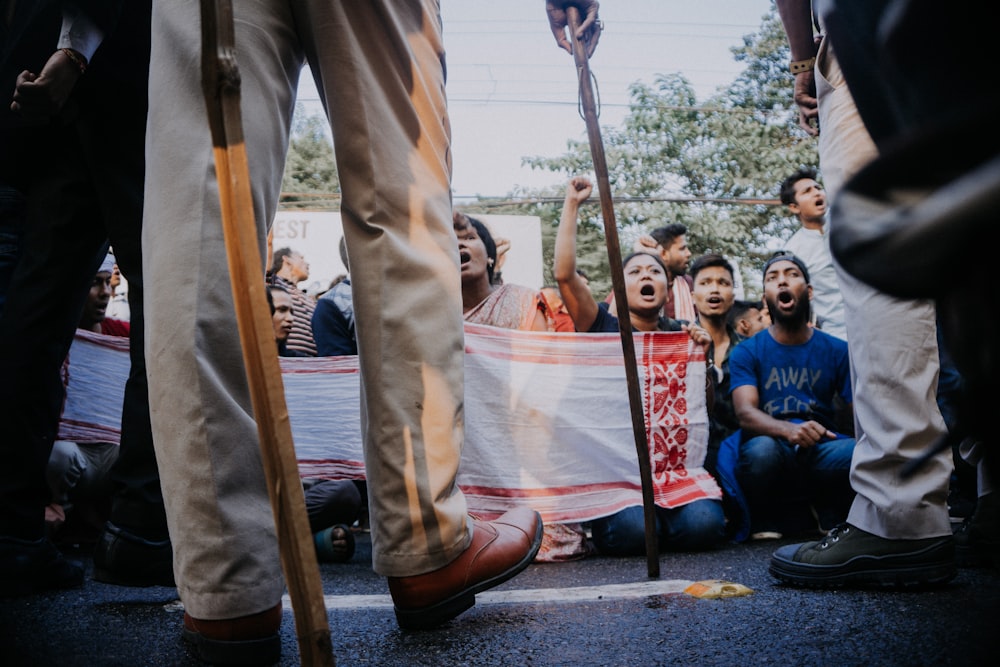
0, 536, 85, 597
769, 523, 956, 588
92, 522, 175, 587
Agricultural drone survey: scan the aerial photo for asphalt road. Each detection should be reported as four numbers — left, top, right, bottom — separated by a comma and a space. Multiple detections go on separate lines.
2, 532, 997, 666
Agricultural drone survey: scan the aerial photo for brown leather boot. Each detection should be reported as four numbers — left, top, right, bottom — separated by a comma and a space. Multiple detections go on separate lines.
182, 602, 282, 666
388, 507, 543, 630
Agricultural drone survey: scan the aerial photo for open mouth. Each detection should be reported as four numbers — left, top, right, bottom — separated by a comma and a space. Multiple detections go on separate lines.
459, 250, 471, 264
640, 284, 655, 297
777, 290, 794, 305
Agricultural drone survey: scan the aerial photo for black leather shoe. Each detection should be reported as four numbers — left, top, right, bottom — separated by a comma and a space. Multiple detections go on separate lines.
0, 536, 84, 597
92, 522, 175, 587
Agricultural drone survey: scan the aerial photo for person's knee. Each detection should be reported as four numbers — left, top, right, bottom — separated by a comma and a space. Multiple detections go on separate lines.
664, 501, 726, 551
590, 507, 648, 556
827, 437, 856, 469
738, 436, 784, 480
46, 440, 86, 502
304, 480, 362, 532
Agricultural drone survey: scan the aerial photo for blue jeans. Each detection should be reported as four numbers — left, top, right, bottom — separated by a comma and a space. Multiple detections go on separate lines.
590, 499, 726, 556
736, 434, 855, 534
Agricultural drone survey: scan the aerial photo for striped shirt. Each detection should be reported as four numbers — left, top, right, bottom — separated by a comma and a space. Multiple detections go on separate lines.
273, 275, 317, 356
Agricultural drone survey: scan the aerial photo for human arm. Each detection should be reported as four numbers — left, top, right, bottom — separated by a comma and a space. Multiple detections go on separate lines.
546, 0, 602, 57
632, 234, 659, 255
554, 177, 600, 332
729, 341, 836, 447
10, 6, 104, 116
775, 0, 820, 136
530, 303, 550, 331
732, 385, 836, 448
681, 322, 712, 353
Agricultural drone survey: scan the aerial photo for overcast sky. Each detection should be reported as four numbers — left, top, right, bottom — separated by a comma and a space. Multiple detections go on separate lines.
295, 0, 776, 200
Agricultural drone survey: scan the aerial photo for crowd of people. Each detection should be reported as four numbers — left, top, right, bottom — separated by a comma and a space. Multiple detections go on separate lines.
1, 1, 994, 665
213, 162, 992, 568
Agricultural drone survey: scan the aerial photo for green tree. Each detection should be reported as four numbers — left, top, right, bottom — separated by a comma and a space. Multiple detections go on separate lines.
281, 106, 340, 210
463, 7, 818, 298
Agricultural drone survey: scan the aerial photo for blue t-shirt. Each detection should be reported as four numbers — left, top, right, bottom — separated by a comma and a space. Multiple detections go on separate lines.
728, 328, 851, 432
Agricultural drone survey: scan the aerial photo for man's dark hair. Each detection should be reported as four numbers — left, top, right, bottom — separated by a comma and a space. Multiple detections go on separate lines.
272, 246, 294, 274
690, 253, 734, 282
779, 166, 819, 206
728, 299, 763, 328
649, 223, 687, 249
266, 283, 289, 315
764, 250, 811, 284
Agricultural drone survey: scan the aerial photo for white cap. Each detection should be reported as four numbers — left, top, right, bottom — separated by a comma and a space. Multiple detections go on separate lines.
98, 251, 115, 275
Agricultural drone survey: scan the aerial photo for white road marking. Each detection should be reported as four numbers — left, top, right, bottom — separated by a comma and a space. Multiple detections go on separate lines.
283, 580, 695, 611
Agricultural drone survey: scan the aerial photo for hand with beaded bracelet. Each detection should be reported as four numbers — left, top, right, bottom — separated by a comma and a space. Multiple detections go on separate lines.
10, 47, 88, 117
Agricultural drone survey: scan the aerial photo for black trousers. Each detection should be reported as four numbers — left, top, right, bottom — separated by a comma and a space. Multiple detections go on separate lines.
0, 1, 163, 540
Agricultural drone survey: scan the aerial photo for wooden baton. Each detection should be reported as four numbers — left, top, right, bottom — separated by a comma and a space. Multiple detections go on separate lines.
199, 1, 336, 663
567, 6, 660, 578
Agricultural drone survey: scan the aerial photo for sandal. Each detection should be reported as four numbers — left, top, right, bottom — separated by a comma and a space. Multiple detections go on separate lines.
313, 524, 356, 563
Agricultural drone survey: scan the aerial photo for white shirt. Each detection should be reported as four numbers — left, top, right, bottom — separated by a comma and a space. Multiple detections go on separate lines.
784, 224, 847, 341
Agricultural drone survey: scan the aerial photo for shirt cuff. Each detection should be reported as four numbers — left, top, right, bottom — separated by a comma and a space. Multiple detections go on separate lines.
58, 6, 104, 62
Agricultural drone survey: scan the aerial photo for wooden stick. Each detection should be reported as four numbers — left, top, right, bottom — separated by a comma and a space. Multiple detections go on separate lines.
566, 7, 660, 578
199, 1, 335, 664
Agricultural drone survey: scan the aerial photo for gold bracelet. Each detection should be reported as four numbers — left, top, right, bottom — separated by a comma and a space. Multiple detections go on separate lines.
60, 48, 87, 74
789, 57, 815, 75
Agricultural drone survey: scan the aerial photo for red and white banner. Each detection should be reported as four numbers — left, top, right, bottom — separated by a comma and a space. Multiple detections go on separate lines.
61, 324, 720, 524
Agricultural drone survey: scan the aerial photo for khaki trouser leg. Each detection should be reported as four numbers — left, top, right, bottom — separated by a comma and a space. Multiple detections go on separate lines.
304, 0, 470, 577
143, 0, 302, 619
816, 39, 953, 539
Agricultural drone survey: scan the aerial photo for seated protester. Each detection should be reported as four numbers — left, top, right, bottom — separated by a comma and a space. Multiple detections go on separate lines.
726, 252, 855, 541
689, 254, 742, 491
267, 283, 310, 358
270, 246, 317, 356
556, 176, 726, 555
454, 211, 591, 562
266, 281, 362, 561
303, 478, 361, 564
312, 236, 357, 356
46, 253, 127, 545
728, 298, 768, 338
80, 252, 130, 337
456, 211, 549, 332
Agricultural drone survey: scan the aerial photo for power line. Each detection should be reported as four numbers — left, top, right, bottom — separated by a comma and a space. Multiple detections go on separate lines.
295, 95, 788, 117
279, 193, 782, 209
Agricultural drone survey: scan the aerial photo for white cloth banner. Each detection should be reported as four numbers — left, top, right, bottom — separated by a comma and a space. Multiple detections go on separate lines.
60, 324, 721, 524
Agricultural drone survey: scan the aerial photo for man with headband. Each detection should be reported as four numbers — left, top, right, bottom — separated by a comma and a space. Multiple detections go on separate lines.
727, 252, 855, 541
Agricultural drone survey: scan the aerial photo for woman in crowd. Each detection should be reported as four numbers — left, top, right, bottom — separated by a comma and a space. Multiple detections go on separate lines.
455, 211, 593, 562
554, 177, 727, 555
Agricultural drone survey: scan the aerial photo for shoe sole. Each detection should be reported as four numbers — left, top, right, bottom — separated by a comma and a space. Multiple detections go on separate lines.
394, 515, 545, 631
769, 542, 957, 589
